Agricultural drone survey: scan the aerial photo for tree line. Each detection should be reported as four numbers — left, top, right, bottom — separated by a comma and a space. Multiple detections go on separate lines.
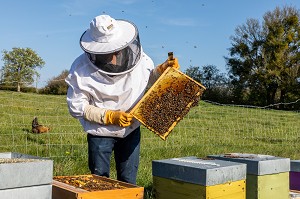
186, 6, 300, 109
0, 6, 299, 109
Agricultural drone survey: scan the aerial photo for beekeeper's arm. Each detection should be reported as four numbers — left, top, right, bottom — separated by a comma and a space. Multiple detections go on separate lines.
148, 57, 180, 85
84, 105, 133, 127
83, 57, 179, 126
66, 75, 133, 128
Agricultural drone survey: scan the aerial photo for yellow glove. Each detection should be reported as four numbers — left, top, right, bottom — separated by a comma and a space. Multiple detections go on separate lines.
156, 57, 180, 75
104, 110, 133, 127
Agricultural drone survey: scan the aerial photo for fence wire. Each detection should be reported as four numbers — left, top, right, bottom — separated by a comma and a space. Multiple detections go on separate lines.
0, 91, 299, 162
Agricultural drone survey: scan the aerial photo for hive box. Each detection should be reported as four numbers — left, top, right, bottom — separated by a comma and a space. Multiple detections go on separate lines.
0, 152, 53, 199
52, 174, 144, 199
152, 156, 246, 199
290, 191, 300, 199
0, 184, 52, 199
290, 160, 300, 191
208, 153, 290, 199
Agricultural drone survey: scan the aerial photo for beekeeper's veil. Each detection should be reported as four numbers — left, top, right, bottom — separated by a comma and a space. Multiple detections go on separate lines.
80, 15, 141, 75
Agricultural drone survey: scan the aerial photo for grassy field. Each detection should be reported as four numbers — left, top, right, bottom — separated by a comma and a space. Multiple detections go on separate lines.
0, 90, 299, 198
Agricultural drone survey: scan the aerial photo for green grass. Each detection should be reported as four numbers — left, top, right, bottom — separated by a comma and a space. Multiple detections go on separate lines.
0, 90, 299, 198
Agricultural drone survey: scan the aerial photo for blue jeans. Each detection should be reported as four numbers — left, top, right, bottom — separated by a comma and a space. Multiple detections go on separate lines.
87, 127, 141, 184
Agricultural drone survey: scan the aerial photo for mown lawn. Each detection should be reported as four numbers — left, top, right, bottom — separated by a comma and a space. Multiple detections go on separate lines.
0, 90, 299, 198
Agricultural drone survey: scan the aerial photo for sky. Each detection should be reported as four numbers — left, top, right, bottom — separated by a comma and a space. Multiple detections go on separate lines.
0, 0, 299, 88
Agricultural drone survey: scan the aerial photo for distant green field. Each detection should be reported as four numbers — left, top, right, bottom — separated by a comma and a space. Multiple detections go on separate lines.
0, 90, 299, 198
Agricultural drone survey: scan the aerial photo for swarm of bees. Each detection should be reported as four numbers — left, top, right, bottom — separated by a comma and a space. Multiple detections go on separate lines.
131, 64, 206, 140
31, 116, 50, 134
140, 79, 203, 136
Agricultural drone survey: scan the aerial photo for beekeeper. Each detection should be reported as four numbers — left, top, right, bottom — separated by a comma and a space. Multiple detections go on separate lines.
65, 14, 178, 184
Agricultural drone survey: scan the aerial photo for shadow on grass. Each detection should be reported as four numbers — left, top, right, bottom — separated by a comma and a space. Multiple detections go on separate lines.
23, 129, 46, 145
252, 137, 284, 144
144, 184, 155, 199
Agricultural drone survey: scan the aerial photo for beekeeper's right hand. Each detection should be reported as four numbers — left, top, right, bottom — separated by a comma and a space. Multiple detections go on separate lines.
104, 110, 133, 127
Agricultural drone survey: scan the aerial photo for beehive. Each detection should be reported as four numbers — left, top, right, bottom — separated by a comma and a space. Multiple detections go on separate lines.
290, 190, 300, 199
52, 174, 144, 199
290, 160, 300, 191
152, 156, 246, 199
0, 152, 53, 199
290, 191, 300, 199
130, 67, 206, 140
208, 153, 290, 199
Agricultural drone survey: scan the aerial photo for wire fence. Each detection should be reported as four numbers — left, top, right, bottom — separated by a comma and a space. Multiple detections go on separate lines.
0, 78, 67, 90
0, 91, 299, 162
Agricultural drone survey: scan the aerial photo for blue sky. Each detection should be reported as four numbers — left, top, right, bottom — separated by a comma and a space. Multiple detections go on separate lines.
0, 0, 299, 87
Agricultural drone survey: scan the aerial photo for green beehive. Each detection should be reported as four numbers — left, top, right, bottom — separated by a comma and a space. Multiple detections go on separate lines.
209, 153, 290, 199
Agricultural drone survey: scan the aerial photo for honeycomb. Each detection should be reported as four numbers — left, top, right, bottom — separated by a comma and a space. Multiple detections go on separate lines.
53, 175, 125, 191
130, 67, 206, 140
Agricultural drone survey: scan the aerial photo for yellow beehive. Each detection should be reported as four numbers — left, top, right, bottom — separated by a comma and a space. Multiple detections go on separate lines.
152, 157, 246, 199
130, 67, 206, 140
153, 177, 246, 199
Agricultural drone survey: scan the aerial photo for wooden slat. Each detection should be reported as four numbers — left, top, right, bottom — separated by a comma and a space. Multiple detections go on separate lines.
153, 176, 245, 199
290, 171, 300, 191
247, 172, 289, 199
52, 181, 84, 199
153, 176, 205, 199
78, 187, 144, 199
206, 180, 245, 198
52, 175, 144, 199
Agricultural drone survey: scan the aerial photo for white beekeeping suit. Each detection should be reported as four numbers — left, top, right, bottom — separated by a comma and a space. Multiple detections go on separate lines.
65, 14, 179, 185
65, 15, 155, 138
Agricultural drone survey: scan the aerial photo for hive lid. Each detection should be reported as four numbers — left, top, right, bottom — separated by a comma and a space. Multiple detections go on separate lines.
130, 67, 206, 140
0, 152, 53, 190
208, 153, 290, 175
152, 156, 246, 186
291, 160, 300, 172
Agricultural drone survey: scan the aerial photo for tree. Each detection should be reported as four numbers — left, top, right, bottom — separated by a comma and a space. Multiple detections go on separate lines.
200, 65, 227, 89
226, 6, 300, 107
41, 70, 69, 95
185, 65, 231, 103
225, 18, 266, 105
184, 65, 202, 83
263, 6, 300, 107
1, 47, 45, 92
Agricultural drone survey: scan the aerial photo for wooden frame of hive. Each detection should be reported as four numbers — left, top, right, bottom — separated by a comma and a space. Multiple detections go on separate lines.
130, 67, 206, 140
52, 174, 144, 199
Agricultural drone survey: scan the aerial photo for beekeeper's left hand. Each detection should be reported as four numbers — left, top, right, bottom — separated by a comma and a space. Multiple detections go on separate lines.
156, 58, 180, 75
